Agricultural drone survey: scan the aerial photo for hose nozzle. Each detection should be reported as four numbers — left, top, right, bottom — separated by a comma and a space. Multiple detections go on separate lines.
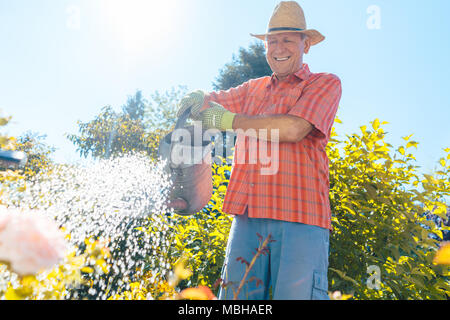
0, 150, 28, 169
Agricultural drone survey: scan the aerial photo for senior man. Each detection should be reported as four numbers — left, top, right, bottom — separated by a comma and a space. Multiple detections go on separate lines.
177, 1, 342, 300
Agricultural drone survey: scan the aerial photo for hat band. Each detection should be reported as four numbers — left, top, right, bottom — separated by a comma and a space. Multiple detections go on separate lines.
268, 27, 305, 32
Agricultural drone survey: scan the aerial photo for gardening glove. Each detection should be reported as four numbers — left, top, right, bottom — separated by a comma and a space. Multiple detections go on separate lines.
177, 90, 205, 120
199, 101, 236, 131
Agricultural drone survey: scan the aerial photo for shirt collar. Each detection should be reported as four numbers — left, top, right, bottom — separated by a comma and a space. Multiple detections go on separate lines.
267, 63, 311, 88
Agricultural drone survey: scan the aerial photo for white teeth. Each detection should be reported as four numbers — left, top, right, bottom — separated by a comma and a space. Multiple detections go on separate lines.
275, 57, 289, 61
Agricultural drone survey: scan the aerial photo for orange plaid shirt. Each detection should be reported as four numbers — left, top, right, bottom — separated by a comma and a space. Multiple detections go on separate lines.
205, 64, 342, 230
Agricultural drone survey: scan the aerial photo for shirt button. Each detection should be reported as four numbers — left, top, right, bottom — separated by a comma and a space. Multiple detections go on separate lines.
251, 183, 255, 187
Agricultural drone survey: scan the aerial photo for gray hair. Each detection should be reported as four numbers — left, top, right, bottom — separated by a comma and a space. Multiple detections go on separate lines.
299, 33, 308, 40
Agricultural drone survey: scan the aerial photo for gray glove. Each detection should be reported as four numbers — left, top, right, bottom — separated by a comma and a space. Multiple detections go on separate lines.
199, 101, 236, 131
177, 90, 205, 120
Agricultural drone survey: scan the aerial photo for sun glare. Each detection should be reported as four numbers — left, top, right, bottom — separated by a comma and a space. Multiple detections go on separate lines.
100, 0, 180, 54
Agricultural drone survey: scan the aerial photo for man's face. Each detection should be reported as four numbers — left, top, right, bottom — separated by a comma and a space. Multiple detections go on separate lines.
266, 32, 310, 81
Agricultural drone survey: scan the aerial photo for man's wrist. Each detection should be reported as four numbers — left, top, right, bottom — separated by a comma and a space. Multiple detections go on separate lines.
220, 111, 236, 131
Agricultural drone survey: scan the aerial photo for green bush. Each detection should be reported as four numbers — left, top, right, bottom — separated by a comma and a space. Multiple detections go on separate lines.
327, 118, 449, 299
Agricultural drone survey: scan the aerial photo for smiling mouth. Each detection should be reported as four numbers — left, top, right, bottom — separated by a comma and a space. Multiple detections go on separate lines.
274, 56, 290, 61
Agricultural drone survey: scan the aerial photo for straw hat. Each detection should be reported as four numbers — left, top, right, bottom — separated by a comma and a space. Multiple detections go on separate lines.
251, 1, 325, 46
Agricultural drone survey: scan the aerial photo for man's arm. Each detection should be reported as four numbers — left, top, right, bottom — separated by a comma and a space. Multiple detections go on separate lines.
200, 83, 249, 115
232, 114, 313, 143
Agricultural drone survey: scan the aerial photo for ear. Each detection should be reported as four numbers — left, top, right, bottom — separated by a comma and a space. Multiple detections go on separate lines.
303, 37, 311, 54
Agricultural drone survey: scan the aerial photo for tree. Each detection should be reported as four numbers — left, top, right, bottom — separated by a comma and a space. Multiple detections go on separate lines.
67, 105, 162, 160
213, 42, 272, 91
122, 90, 147, 121
67, 88, 187, 160
144, 86, 187, 131
15, 132, 55, 179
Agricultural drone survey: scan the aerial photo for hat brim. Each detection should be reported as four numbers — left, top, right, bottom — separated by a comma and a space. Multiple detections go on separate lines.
250, 29, 325, 46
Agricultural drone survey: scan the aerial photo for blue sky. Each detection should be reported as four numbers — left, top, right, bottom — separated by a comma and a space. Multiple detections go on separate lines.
1, 0, 449, 175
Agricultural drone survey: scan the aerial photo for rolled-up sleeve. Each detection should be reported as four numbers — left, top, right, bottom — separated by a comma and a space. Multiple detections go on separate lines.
201, 81, 250, 114
288, 74, 342, 141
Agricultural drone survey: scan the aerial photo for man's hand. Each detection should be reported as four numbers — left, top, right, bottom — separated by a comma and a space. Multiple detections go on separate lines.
177, 90, 205, 120
200, 101, 236, 131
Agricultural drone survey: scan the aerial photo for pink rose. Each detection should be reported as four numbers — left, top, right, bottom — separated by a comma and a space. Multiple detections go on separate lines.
0, 206, 68, 276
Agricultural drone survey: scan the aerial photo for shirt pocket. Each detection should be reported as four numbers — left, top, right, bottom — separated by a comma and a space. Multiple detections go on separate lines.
261, 90, 293, 115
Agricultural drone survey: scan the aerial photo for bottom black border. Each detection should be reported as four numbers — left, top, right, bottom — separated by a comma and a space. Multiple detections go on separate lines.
0, 299, 447, 318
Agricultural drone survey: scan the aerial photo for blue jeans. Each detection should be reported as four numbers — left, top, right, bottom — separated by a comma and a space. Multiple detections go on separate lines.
218, 210, 330, 300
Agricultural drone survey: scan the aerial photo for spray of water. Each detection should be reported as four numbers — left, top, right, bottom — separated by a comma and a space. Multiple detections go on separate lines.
1, 153, 178, 299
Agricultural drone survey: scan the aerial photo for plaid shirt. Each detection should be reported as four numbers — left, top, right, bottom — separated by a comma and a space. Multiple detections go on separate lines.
205, 64, 342, 230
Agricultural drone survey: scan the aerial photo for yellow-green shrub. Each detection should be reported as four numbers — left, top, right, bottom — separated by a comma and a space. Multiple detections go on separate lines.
327, 118, 450, 299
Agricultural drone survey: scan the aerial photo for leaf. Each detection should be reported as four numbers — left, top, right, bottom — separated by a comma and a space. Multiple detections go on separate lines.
4, 288, 25, 300
433, 203, 448, 218
360, 125, 367, 134
433, 242, 450, 265
374, 145, 389, 153
406, 141, 418, 149
372, 119, 380, 131
379, 197, 391, 206
402, 134, 414, 141
174, 258, 192, 280
81, 267, 94, 273
423, 174, 438, 185
341, 205, 356, 216
364, 183, 378, 199
398, 146, 405, 155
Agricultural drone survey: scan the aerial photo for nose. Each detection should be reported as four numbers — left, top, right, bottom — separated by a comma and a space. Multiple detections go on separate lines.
271, 42, 288, 55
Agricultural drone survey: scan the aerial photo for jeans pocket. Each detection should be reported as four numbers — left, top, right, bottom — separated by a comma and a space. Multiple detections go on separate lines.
311, 270, 329, 300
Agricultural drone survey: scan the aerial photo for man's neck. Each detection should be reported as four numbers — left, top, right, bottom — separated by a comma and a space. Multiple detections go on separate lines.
275, 74, 289, 81
275, 66, 303, 82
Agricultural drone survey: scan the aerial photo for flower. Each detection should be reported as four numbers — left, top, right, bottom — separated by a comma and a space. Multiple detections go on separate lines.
179, 286, 217, 300
0, 206, 68, 276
